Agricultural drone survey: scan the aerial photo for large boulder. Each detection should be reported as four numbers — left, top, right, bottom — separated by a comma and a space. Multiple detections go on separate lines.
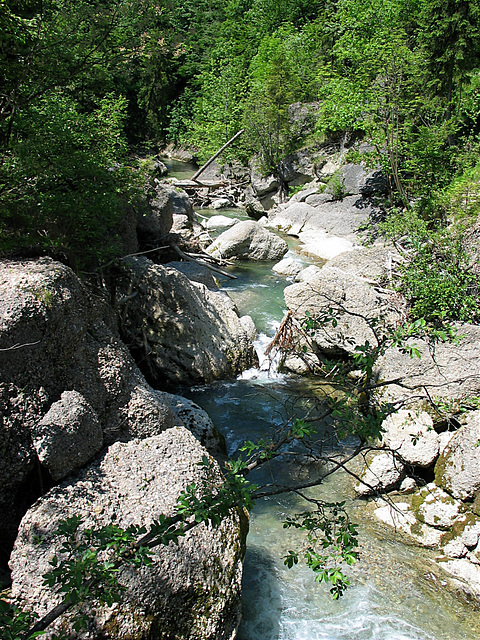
205, 220, 288, 262
32, 390, 103, 481
10, 427, 247, 640
0, 258, 222, 545
116, 256, 258, 385
205, 215, 240, 230
372, 323, 480, 407
137, 182, 196, 247
284, 266, 400, 356
381, 409, 440, 467
267, 202, 317, 236
249, 169, 280, 197
355, 452, 404, 496
272, 256, 304, 278
435, 411, 480, 500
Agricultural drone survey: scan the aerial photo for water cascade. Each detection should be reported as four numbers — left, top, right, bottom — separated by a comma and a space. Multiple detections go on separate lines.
185, 210, 480, 640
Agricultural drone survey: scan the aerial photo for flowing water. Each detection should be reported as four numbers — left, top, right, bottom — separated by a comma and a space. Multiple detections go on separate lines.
184, 208, 480, 640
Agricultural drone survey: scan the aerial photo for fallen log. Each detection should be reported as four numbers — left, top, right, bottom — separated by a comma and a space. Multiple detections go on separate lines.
171, 243, 237, 280
191, 129, 245, 183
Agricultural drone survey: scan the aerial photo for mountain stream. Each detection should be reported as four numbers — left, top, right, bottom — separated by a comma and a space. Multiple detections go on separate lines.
184, 209, 480, 640
161, 160, 480, 639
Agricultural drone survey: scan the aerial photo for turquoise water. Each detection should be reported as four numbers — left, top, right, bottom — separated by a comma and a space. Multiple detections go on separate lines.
159, 156, 198, 180
186, 208, 480, 640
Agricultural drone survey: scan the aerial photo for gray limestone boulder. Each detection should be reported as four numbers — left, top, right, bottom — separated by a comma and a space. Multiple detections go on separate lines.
435, 411, 480, 500
136, 182, 174, 244
381, 409, 440, 467
137, 182, 196, 246
338, 163, 387, 196
116, 256, 258, 385
249, 165, 279, 197
284, 266, 400, 356
32, 390, 103, 481
355, 452, 404, 496
205, 215, 240, 230
272, 257, 304, 277
305, 192, 333, 207
212, 197, 233, 209
165, 393, 226, 456
267, 202, 317, 236
372, 323, 480, 407
0, 258, 223, 543
10, 427, 247, 640
205, 220, 288, 262
411, 483, 462, 529
239, 315, 257, 342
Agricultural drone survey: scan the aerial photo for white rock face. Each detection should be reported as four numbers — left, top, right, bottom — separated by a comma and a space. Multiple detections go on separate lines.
435, 411, 480, 500
355, 452, 404, 496
413, 483, 462, 529
381, 409, 440, 467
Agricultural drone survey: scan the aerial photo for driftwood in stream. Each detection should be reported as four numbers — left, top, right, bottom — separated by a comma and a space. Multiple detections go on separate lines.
171, 243, 237, 280
265, 311, 294, 355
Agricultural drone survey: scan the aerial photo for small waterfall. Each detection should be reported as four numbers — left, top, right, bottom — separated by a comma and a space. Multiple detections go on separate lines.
239, 321, 286, 382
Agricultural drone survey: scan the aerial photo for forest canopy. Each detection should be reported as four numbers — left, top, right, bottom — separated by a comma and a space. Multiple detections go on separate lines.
1, 0, 480, 271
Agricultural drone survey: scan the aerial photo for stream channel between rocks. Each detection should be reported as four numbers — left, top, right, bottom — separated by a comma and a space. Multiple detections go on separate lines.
163, 160, 480, 640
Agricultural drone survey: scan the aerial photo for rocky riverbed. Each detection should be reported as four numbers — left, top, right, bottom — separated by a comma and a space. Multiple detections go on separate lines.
2, 146, 480, 637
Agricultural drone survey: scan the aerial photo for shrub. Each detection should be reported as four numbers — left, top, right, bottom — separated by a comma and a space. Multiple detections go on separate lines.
0, 92, 136, 271
399, 234, 479, 323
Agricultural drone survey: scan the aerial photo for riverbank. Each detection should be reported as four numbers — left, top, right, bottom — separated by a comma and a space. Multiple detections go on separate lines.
2, 158, 480, 639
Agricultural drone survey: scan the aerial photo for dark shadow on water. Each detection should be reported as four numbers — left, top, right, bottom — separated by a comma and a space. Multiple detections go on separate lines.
237, 543, 283, 640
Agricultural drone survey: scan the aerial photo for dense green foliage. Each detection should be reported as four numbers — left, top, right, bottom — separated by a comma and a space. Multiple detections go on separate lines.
2, 0, 480, 275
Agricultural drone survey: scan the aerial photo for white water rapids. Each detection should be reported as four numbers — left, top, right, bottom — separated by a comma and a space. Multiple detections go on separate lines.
182, 205, 480, 640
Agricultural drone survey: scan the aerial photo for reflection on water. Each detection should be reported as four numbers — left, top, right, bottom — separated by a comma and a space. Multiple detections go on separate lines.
185, 207, 480, 640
